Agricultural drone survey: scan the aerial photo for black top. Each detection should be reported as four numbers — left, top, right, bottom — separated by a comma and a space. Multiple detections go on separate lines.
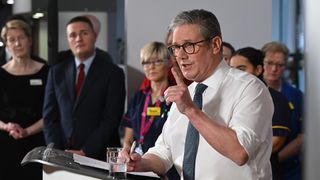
0, 64, 49, 180
269, 87, 291, 180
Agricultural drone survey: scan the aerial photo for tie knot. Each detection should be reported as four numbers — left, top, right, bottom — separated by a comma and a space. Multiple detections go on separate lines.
195, 83, 208, 95
79, 63, 85, 70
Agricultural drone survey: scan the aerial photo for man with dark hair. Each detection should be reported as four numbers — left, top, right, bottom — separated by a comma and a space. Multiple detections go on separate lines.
58, 14, 113, 65
43, 16, 126, 161
124, 9, 273, 180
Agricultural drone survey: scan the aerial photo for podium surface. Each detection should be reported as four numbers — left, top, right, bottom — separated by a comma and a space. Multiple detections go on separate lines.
22, 146, 160, 180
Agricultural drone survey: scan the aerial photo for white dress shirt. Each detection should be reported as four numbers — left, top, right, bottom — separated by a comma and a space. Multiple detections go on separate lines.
147, 60, 274, 180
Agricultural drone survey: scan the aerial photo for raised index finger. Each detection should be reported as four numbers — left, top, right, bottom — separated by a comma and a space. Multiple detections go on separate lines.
171, 62, 185, 86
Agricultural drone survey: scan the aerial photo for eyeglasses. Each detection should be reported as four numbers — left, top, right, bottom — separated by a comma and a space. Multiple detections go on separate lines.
264, 60, 286, 68
6, 35, 28, 45
168, 37, 213, 57
142, 59, 167, 67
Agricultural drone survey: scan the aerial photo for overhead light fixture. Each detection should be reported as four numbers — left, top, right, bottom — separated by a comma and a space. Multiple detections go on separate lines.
32, 12, 44, 19
6, 0, 14, 5
0, 41, 4, 47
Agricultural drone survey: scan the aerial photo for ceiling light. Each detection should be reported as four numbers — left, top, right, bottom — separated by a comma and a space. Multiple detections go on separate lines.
32, 12, 44, 19
6, 0, 14, 5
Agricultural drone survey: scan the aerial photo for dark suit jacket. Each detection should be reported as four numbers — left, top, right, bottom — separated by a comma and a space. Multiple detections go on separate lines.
43, 51, 125, 161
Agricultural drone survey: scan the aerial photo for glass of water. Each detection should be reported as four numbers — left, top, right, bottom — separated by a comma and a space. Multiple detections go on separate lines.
106, 147, 127, 179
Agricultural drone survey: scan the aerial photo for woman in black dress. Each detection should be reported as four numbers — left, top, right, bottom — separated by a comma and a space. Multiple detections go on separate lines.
0, 19, 48, 180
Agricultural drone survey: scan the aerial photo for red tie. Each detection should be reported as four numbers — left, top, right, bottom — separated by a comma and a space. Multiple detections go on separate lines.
75, 63, 85, 96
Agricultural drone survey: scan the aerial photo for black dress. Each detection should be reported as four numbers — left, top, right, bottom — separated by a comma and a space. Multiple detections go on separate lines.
0, 65, 49, 180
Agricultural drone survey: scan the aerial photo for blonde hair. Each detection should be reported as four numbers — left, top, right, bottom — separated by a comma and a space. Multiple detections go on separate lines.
140, 41, 170, 64
1, 19, 31, 42
261, 41, 289, 61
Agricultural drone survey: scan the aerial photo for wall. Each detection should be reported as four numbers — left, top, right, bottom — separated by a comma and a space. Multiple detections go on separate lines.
125, 0, 272, 99
39, 20, 48, 60
304, 0, 320, 179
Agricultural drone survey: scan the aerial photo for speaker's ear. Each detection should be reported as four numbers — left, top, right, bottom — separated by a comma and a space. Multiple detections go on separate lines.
211, 36, 222, 55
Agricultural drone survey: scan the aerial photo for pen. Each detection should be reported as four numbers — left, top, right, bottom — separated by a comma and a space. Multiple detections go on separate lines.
130, 141, 136, 155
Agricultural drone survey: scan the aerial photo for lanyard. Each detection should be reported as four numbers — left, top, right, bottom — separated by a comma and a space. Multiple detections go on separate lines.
139, 90, 162, 144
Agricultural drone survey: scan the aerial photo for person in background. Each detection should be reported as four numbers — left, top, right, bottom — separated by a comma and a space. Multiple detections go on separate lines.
230, 47, 291, 180
42, 16, 126, 161
262, 41, 303, 180
0, 14, 47, 66
121, 41, 181, 178
0, 19, 49, 180
124, 9, 273, 179
222, 41, 235, 65
58, 14, 113, 65
122, 41, 172, 153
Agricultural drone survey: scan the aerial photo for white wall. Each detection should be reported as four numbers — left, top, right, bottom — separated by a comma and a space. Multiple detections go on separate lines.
304, 0, 320, 179
58, 12, 108, 52
39, 20, 48, 60
13, 0, 32, 14
125, 0, 272, 98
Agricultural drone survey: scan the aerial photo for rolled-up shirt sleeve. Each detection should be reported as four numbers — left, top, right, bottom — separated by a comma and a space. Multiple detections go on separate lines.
230, 81, 274, 159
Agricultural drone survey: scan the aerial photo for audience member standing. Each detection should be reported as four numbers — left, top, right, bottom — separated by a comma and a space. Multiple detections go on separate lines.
122, 41, 172, 154
43, 16, 125, 161
0, 15, 47, 66
262, 41, 303, 180
122, 41, 180, 179
58, 14, 113, 65
0, 19, 49, 180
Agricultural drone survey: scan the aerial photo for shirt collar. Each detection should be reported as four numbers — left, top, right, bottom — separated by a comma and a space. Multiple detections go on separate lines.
74, 50, 96, 71
191, 59, 230, 92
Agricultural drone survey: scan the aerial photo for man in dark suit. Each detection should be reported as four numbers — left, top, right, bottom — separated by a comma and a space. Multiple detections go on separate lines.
43, 16, 126, 161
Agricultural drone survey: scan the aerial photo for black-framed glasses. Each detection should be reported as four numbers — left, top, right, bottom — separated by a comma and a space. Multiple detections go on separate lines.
141, 59, 167, 67
167, 37, 213, 56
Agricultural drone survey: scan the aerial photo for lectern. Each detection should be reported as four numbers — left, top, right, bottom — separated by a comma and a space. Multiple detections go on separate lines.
21, 145, 160, 180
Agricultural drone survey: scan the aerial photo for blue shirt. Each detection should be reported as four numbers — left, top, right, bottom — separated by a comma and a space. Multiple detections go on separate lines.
281, 81, 303, 142
280, 81, 303, 179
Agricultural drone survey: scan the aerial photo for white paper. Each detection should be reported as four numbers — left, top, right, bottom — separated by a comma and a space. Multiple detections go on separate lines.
73, 154, 110, 170
73, 154, 160, 178
127, 171, 160, 178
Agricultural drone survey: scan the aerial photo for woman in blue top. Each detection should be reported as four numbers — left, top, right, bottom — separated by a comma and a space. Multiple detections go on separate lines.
121, 41, 172, 153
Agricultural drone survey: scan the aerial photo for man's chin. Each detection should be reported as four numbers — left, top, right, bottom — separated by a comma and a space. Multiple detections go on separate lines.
75, 51, 91, 59
183, 73, 195, 81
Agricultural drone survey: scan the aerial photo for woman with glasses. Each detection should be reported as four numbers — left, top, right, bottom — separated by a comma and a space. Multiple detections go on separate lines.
0, 19, 49, 180
121, 42, 180, 179
121, 41, 173, 155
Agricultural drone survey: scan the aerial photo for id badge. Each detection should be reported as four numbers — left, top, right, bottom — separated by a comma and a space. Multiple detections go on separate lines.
147, 107, 161, 116
30, 79, 43, 86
